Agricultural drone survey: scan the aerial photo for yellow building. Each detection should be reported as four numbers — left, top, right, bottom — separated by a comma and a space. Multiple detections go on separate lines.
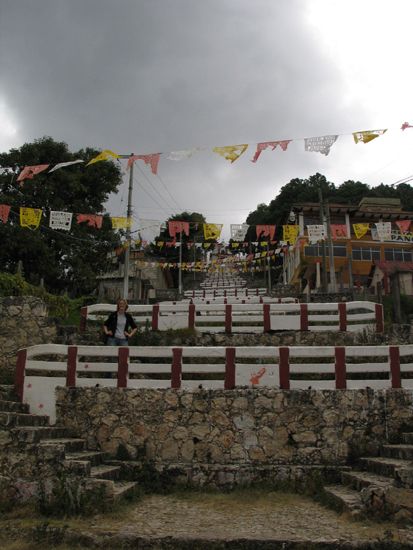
285, 197, 413, 295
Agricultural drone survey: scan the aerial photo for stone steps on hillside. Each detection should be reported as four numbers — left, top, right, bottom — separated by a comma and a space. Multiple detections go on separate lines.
0, 385, 17, 401
341, 470, 394, 492
323, 484, 364, 518
39, 437, 86, 453
0, 400, 29, 413
402, 433, 413, 444
90, 464, 121, 481
10, 425, 70, 443
358, 456, 413, 479
0, 411, 50, 427
381, 444, 413, 460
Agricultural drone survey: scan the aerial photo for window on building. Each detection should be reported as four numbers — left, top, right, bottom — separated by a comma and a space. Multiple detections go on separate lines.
352, 247, 380, 261
304, 244, 347, 257
384, 248, 413, 262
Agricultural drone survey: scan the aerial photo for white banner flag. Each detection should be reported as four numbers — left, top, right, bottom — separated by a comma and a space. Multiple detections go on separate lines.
166, 148, 199, 161
304, 135, 338, 156
230, 223, 249, 241
375, 222, 392, 242
49, 160, 84, 173
49, 211, 73, 231
307, 224, 326, 243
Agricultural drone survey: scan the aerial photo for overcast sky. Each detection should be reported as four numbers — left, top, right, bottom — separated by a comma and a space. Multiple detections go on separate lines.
2, 0, 413, 240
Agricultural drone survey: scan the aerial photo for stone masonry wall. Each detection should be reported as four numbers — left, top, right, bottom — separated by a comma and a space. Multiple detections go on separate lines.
57, 387, 413, 472
0, 296, 57, 372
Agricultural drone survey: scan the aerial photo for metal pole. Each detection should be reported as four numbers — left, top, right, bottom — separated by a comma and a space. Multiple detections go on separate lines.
318, 187, 328, 293
123, 154, 134, 299
267, 241, 271, 293
325, 200, 337, 292
178, 230, 183, 295
193, 239, 196, 281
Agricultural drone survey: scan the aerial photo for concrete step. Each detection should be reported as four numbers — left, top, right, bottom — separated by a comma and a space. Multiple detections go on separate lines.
39, 438, 86, 453
63, 459, 91, 476
65, 451, 106, 467
0, 400, 29, 413
359, 456, 413, 479
381, 444, 413, 460
90, 464, 121, 481
10, 426, 70, 443
0, 411, 49, 428
323, 484, 363, 518
112, 481, 138, 503
341, 470, 394, 491
401, 433, 413, 445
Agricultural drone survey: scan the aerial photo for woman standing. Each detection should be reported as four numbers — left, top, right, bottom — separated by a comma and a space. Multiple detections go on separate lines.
103, 298, 137, 346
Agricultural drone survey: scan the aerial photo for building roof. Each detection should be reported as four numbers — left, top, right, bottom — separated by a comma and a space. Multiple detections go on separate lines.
292, 201, 413, 220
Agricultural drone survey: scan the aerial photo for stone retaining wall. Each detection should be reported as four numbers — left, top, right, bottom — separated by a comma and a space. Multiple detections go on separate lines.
0, 297, 57, 372
57, 388, 413, 485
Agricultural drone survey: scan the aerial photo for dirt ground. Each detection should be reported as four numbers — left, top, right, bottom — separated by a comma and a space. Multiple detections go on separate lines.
1, 489, 413, 549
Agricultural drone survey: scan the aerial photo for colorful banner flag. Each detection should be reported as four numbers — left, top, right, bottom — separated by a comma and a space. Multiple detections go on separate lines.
256, 225, 276, 240
166, 148, 199, 161
203, 223, 223, 240
353, 223, 370, 239
307, 224, 326, 243
17, 164, 49, 183
353, 129, 387, 144
282, 224, 299, 245
86, 150, 120, 166
212, 144, 248, 163
396, 220, 411, 233
401, 122, 413, 131
49, 160, 84, 173
331, 224, 348, 239
304, 135, 338, 156
230, 223, 249, 241
375, 222, 392, 242
20, 207, 42, 229
127, 153, 161, 175
251, 140, 290, 163
49, 211, 73, 231
111, 217, 132, 229
76, 214, 103, 229
0, 204, 11, 224
168, 220, 189, 237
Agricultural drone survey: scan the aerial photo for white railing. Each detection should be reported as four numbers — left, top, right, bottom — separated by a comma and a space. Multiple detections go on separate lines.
80, 301, 384, 335
15, 343, 411, 423
184, 288, 267, 298
162, 296, 299, 305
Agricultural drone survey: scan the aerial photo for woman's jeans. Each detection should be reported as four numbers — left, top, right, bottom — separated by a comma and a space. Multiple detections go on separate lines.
106, 337, 128, 346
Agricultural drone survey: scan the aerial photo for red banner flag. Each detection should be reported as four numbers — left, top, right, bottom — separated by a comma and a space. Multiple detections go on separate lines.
396, 220, 411, 233
0, 204, 11, 223
17, 164, 49, 183
127, 153, 161, 175
168, 220, 189, 237
256, 225, 276, 240
330, 224, 348, 239
76, 214, 103, 229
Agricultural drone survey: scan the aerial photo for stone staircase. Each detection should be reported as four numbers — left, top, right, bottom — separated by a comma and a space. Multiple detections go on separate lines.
323, 431, 413, 522
0, 385, 138, 508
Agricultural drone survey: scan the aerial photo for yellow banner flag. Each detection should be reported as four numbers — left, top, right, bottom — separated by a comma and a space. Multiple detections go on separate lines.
203, 223, 223, 240
87, 149, 120, 166
20, 207, 42, 229
212, 144, 248, 163
353, 129, 387, 144
353, 223, 370, 239
111, 217, 132, 229
283, 224, 299, 244
231, 243, 239, 249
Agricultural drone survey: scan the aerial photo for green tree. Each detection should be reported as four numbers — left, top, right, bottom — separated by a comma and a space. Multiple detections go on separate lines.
0, 137, 123, 295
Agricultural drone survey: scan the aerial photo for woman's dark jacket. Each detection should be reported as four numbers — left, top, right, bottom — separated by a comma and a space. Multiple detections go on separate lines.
104, 312, 137, 335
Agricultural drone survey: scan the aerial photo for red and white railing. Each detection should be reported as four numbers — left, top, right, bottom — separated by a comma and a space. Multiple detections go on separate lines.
15, 343, 412, 423
184, 288, 267, 298
80, 301, 384, 334
163, 296, 299, 305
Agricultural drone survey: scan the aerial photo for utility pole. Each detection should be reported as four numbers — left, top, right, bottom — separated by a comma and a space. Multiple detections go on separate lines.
325, 200, 337, 292
318, 187, 328, 293
123, 154, 134, 300
267, 240, 271, 293
178, 230, 183, 295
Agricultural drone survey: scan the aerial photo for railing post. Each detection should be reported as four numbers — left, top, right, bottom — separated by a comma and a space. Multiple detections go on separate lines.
188, 303, 196, 330
117, 347, 129, 388
300, 304, 309, 331
263, 303, 271, 333
256, 288, 259, 296
152, 304, 159, 331
15, 349, 27, 402
375, 303, 384, 333
234, 288, 237, 297
335, 346, 347, 389
171, 347, 182, 389
225, 347, 236, 389
79, 306, 88, 332
66, 346, 78, 388
225, 304, 232, 334
246, 288, 249, 297
279, 347, 290, 390
389, 346, 401, 389
338, 302, 347, 332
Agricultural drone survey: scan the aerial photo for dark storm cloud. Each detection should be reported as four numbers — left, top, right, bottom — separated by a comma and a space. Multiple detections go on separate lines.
0, 0, 367, 231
